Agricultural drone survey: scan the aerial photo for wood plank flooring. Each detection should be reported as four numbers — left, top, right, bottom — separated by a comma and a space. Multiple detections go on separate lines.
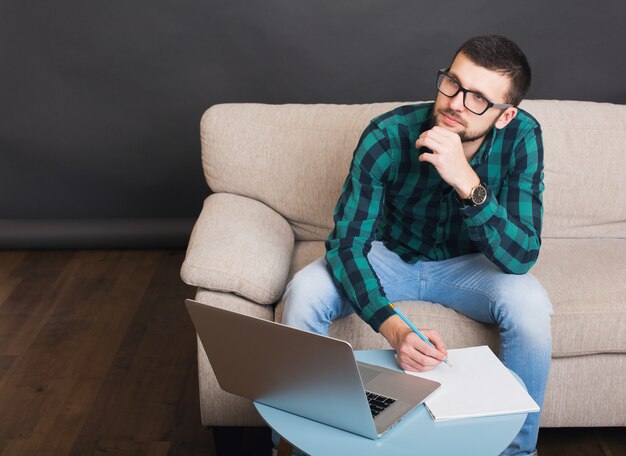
0, 250, 623, 455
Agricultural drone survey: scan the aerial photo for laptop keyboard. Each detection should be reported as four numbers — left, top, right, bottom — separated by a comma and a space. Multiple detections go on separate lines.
365, 391, 396, 418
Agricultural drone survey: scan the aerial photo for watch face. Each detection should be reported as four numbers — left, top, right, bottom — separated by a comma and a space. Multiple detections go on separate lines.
471, 185, 488, 205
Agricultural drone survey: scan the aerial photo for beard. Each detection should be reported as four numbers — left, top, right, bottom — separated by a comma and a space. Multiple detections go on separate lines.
431, 109, 496, 143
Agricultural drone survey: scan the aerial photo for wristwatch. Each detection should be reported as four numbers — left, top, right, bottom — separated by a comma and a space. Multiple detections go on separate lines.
460, 182, 488, 206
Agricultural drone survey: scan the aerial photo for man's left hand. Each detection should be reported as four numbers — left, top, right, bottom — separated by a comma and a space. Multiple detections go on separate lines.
416, 126, 480, 199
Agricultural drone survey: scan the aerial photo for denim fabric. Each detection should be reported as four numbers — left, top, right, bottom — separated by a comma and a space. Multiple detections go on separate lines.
281, 241, 552, 456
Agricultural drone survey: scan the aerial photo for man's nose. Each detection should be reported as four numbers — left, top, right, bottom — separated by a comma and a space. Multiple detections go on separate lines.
449, 91, 465, 112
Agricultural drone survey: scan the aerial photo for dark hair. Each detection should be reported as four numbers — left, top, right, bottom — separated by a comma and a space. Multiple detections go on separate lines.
454, 35, 531, 106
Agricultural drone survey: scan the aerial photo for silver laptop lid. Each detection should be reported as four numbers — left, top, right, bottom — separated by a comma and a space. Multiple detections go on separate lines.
185, 299, 378, 439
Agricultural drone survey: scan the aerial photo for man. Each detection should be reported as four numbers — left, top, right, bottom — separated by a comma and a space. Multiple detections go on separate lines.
282, 35, 552, 456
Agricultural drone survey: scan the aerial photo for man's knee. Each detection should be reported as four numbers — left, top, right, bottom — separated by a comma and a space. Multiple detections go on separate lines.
493, 273, 553, 337
283, 257, 337, 304
281, 257, 343, 332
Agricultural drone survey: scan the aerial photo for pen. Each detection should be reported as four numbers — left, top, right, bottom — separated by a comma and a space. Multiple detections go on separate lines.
389, 303, 452, 367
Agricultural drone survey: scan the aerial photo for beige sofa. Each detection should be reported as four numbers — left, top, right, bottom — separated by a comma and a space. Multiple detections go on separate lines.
181, 100, 626, 428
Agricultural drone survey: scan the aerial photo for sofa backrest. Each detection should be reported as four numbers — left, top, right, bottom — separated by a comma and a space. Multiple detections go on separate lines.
200, 100, 626, 241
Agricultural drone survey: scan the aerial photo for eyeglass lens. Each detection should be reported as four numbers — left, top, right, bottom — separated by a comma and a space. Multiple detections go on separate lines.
437, 73, 489, 115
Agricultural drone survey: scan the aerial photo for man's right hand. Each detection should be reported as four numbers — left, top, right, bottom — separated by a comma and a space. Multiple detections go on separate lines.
379, 314, 448, 372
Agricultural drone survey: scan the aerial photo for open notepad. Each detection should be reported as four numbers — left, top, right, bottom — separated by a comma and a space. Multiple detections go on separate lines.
404, 345, 540, 421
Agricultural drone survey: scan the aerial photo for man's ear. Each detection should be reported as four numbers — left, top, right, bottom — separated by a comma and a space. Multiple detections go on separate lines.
495, 107, 518, 129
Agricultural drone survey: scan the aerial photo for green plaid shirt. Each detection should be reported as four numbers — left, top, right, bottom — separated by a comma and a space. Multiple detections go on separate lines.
325, 102, 544, 332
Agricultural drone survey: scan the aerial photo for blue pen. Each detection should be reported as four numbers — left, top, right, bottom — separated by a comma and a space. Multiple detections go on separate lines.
389, 303, 452, 367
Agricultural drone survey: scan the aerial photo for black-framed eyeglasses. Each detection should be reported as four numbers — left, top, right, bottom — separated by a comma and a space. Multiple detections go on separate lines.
436, 68, 513, 115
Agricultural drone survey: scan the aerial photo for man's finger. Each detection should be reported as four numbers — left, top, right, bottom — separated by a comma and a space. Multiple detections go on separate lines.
432, 125, 462, 140
405, 347, 442, 371
420, 127, 458, 145
419, 127, 462, 151
422, 329, 448, 355
415, 135, 443, 152
398, 352, 432, 372
398, 354, 425, 372
408, 332, 446, 361
418, 152, 437, 165
417, 339, 447, 362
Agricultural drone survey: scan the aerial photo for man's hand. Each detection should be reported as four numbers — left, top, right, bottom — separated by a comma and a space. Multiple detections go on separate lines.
379, 314, 448, 372
415, 126, 480, 199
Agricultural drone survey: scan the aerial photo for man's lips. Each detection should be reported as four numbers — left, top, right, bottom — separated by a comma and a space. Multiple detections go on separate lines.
439, 112, 465, 127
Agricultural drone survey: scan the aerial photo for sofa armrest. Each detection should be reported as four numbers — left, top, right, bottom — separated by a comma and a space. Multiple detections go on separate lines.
181, 193, 295, 304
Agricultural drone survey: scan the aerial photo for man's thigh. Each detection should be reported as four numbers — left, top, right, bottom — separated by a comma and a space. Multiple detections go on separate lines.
286, 242, 550, 328
418, 253, 551, 325
366, 241, 426, 304
283, 241, 423, 328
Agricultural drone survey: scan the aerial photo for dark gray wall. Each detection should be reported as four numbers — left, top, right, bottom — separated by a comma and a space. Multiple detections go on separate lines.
2, 0, 625, 247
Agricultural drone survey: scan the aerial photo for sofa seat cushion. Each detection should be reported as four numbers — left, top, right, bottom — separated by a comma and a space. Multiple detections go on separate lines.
277, 239, 626, 357
532, 238, 626, 356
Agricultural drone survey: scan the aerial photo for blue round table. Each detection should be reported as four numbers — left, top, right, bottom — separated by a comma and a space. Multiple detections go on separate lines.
255, 349, 527, 456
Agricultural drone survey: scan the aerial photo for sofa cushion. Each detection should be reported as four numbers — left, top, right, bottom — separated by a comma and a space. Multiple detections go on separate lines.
532, 238, 626, 356
519, 100, 626, 239
277, 239, 626, 357
181, 193, 294, 304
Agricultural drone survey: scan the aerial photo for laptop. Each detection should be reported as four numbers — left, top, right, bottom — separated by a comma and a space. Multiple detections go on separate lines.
185, 299, 440, 439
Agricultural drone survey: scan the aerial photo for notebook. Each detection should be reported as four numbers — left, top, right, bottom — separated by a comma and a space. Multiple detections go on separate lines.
404, 345, 539, 421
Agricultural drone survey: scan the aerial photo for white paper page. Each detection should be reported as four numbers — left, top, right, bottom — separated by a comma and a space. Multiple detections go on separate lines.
404, 345, 540, 421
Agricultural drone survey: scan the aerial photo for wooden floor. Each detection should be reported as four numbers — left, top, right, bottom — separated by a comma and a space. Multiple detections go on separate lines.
0, 250, 623, 456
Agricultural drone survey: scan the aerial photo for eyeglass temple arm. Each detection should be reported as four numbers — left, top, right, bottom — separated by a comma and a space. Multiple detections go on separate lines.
492, 102, 515, 109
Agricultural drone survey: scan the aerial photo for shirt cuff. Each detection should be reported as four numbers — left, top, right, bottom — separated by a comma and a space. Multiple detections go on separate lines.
458, 188, 498, 227
361, 290, 394, 333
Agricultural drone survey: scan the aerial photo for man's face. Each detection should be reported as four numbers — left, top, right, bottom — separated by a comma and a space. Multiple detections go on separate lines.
432, 52, 513, 143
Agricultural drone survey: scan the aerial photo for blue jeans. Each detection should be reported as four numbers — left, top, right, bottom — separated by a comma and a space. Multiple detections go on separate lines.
281, 241, 552, 456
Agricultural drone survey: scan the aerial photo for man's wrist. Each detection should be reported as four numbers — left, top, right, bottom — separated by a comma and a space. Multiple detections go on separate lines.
455, 173, 481, 200
379, 314, 411, 349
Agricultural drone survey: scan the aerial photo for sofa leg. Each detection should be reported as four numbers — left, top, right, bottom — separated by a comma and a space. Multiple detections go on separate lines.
277, 437, 293, 456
